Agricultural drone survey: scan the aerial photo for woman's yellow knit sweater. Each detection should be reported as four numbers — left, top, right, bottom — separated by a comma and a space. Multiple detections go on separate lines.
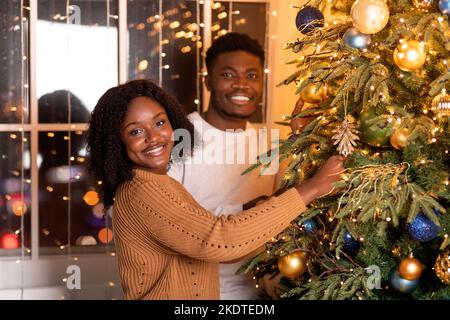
113, 168, 306, 300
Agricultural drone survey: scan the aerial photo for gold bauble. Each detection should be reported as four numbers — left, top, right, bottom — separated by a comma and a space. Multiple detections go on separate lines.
393, 40, 427, 72
390, 128, 411, 150
399, 257, 424, 281
277, 250, 307, 278
300, 82, 328, 104
351, 0, 390, 34
431, 89, 450, 116
434, 250, 450, 285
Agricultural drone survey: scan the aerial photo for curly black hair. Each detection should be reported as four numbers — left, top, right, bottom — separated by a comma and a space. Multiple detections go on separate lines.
87, 79, 195, 210
205, 32, 265, 74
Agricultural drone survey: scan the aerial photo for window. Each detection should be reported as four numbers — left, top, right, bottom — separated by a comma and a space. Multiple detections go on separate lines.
0, 0, 118, 256
35, 0, 117, 254
128, 0, 202, 115
1, 0, 269, 258
0, 0, 31, 257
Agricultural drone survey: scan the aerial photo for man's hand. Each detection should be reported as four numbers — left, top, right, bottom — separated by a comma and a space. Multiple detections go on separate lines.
296, 155, 346, 205
290, 97, 316, 134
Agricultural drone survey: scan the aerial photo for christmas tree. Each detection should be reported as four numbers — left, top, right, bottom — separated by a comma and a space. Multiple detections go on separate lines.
240, 0, 450, 299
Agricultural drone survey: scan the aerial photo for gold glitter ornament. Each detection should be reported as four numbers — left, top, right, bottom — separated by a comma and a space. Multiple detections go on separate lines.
412, 0, 434, 9
431, 89, 450, 116
434, 250, 450, 285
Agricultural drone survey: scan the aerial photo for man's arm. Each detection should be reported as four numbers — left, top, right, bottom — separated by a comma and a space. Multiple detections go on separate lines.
242, 195, 270, 210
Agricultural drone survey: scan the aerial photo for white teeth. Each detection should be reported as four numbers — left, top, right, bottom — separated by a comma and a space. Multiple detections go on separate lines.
230, 95, 250, 101
145, 146, 164, 154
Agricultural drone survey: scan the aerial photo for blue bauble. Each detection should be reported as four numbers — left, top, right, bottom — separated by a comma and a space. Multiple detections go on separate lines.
343, 27, 372, 49
343, 230, 360, 252
439, 0, 450, 15
301, 219, 316, 233
288, 133, 300, 142
389, 268, 419, 294
407, 212, 440, 242
295, 6, 324, 34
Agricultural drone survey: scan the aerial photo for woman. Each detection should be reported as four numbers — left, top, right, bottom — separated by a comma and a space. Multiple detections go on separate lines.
87, 79, 344, 300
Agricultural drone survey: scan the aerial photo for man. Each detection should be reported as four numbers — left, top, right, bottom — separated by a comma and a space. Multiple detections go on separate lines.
168, 32, 277, 299
168, 32, 327, 300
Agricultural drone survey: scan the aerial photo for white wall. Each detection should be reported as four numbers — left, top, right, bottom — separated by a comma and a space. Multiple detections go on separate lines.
266, 0, 307, 137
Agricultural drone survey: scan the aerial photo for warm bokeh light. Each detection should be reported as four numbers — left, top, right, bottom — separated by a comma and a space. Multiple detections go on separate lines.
98, 227, 113, 244
181, 46, 191, 53
83, 191, 100, 206
138, 59, 149, 71
76, 235, 97, 246
12, 201, 27, 216
1, 233, 20, 249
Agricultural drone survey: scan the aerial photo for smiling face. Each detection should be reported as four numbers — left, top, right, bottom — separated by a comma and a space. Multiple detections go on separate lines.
206, 50, 263, 121
120, 96, 174, 174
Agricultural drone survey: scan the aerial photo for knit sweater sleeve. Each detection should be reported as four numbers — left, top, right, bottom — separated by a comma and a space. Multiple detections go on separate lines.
127, 172, 306, 263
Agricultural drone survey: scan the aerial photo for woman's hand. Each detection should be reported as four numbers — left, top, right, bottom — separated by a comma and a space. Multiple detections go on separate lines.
295, 155, 346, 205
